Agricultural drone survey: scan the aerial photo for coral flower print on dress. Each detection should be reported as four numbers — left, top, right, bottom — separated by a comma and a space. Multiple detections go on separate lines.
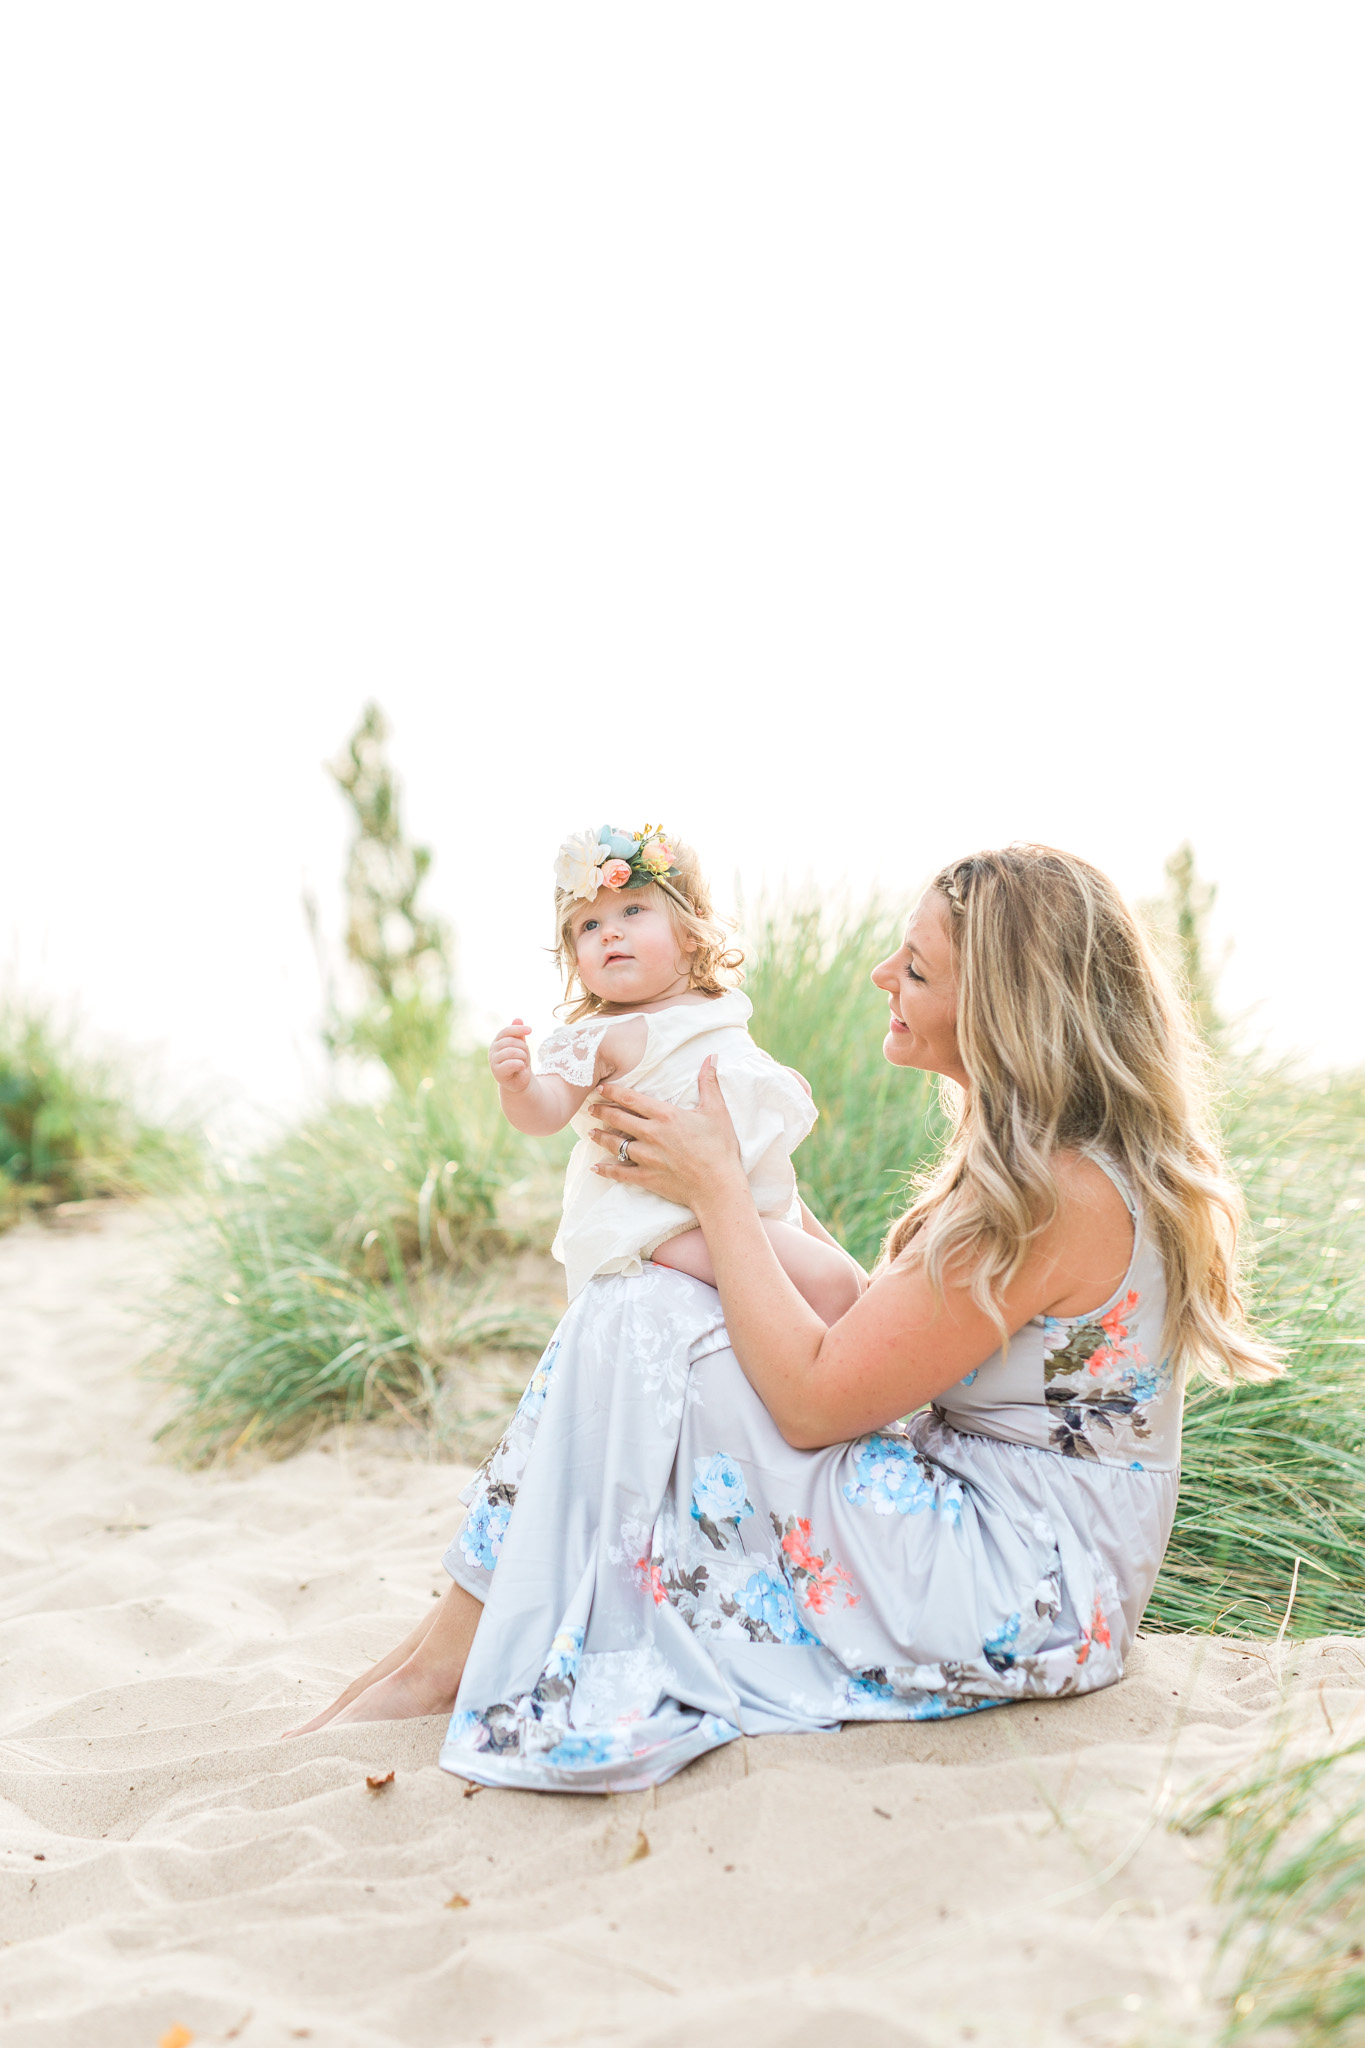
772, 1514, 858, 1615
1075, 1597, 1113, 1667
1038, 1288, 1174, 1461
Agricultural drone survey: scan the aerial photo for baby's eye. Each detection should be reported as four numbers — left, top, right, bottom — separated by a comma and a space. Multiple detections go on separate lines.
624, 904, 640, 916
582, 918, 598, 933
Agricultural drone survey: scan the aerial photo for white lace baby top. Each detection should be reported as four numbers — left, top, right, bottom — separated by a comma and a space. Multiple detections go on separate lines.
535, 989, 818, 1300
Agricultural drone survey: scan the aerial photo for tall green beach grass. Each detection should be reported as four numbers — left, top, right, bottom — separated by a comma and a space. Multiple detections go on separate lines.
154, 705, 563, 1461
0, 999, 195, 1230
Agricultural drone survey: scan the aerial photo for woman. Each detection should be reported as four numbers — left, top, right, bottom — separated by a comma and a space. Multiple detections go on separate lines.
286, 845, 1278, 1790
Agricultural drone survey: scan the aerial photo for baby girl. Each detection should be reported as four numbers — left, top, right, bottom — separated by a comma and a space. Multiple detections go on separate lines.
489, 824, 864, 1323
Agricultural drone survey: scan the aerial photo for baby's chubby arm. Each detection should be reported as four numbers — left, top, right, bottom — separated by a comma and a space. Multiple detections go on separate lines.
489, 1016, 649, 1136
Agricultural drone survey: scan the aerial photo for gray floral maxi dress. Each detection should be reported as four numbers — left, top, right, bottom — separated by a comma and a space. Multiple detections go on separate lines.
439, 1157, 1182, 1792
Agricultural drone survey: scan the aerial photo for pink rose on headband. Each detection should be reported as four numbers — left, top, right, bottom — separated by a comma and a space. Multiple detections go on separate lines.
600, 858, 633, 889
639, 837, 672, 872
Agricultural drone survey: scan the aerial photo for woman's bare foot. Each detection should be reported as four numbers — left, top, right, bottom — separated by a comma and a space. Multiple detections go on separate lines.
328, 1657, 460, 1724
281, 1606, 440, 1737
281, 1576, 483, 1737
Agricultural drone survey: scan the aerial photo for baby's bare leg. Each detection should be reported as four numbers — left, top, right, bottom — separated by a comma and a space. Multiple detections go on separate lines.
760, 1220, 864, 1323
654, 1219, 862, 1324
651, 1226, 715, 1284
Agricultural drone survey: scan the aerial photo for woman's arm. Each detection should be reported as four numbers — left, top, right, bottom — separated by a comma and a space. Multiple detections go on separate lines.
591, 1060, 1129, 1448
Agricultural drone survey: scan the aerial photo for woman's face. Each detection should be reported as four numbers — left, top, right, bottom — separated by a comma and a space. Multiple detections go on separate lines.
871, 890, 968, 1085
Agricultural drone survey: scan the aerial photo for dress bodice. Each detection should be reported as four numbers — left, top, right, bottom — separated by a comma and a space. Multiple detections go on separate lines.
931, 1156, 1182, 1472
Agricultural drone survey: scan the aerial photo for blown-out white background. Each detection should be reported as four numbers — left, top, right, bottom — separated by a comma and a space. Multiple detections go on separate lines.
3, 6, 1362, 1115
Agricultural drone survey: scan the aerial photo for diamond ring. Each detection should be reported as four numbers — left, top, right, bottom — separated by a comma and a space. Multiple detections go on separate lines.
618, 1137, 632, 1165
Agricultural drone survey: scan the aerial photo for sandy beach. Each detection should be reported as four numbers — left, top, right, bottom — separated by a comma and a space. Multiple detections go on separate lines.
2, 1213, 1362, 2048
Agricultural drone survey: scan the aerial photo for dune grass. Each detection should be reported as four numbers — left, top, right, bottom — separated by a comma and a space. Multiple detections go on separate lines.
1146, 1063, 1365, 1639
154, 1052, 562, 1461
0, 997, 195, 1230
1179, 1719, 1365, 2043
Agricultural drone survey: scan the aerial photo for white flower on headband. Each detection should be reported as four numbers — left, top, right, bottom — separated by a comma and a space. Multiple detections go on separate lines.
555, 827, 612, 903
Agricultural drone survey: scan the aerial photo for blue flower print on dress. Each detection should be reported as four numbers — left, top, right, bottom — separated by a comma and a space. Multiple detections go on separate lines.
540, 1729, 631, 1770
741, 1567, 817, 1645
459, 1493, 512, 1573
690, 1453, 755, 1549
844, 1666, 898, 1704
516, 1337, 560, 1424
983, 1611, 1022, 1672
960, 1369, 979, 1387
691, 1454, 753, 1524
843, 1433, 964, 1526
1041, 1291, 1175, 1460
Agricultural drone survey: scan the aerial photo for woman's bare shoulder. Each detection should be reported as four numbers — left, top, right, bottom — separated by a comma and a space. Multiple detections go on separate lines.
1041, 1150, 1135, 1315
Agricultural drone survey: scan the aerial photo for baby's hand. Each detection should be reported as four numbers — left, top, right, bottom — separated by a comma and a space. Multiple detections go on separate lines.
489, 1018, 534, 1093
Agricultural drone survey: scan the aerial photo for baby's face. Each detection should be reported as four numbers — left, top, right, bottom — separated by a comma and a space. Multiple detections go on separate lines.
569, 886, 697, 1007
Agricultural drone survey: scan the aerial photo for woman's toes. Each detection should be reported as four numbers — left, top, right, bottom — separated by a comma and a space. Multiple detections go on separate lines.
330, 1666, 456, 1724
279, 1697, 349, 1739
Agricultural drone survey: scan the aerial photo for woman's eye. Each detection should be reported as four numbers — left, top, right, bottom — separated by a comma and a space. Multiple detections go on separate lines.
904, 961, 924, 984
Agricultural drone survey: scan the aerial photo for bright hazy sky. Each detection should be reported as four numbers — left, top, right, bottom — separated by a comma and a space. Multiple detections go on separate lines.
4, 6, 1363, 1121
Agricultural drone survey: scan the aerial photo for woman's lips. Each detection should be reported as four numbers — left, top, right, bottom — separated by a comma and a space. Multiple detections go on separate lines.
888, 1012, 909, 1032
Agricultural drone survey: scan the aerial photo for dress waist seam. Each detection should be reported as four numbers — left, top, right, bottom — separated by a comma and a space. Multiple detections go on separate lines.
925, 1407, 1177, 1475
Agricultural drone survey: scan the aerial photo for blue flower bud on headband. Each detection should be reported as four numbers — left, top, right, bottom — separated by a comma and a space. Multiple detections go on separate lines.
599, 827, 640, 858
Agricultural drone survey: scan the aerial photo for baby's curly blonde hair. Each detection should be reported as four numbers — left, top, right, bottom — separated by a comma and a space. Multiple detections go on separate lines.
554, 837, 743, 1022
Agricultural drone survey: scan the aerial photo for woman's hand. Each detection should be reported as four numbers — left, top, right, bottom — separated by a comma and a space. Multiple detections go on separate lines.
589, 1056, 746, 1210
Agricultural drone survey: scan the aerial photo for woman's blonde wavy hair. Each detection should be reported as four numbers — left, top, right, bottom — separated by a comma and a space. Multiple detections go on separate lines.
883, 843, 1281, 1386
554, 837, 744, 1023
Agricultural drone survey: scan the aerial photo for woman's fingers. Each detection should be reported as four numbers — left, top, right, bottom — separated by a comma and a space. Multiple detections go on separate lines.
587, 1123, 642, 1151
588, 1104, 653, 1142
696, 1054, 723, 1104
596, 1080, 665, 1115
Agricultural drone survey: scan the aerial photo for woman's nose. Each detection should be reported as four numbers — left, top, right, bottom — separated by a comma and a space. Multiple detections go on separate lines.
870, 956, 894, 992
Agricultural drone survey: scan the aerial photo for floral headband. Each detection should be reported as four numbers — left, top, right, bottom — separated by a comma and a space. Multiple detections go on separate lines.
555, 823, 689, 908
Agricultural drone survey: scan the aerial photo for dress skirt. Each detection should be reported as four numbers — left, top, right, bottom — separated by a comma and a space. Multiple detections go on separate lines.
439, 1268, 1177, 1793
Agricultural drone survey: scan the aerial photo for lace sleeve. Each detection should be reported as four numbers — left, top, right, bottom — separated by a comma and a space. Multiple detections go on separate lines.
534, 1020, 610, 1088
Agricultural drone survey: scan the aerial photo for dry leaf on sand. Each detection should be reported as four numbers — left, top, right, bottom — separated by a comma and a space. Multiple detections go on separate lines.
445, 1892, 470, 1910
625, 1828, 650, 1864
365, 1771, 395, 1793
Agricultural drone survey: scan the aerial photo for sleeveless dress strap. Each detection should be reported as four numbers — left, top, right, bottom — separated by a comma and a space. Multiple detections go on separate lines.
1083, 1149, 1138, 1218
